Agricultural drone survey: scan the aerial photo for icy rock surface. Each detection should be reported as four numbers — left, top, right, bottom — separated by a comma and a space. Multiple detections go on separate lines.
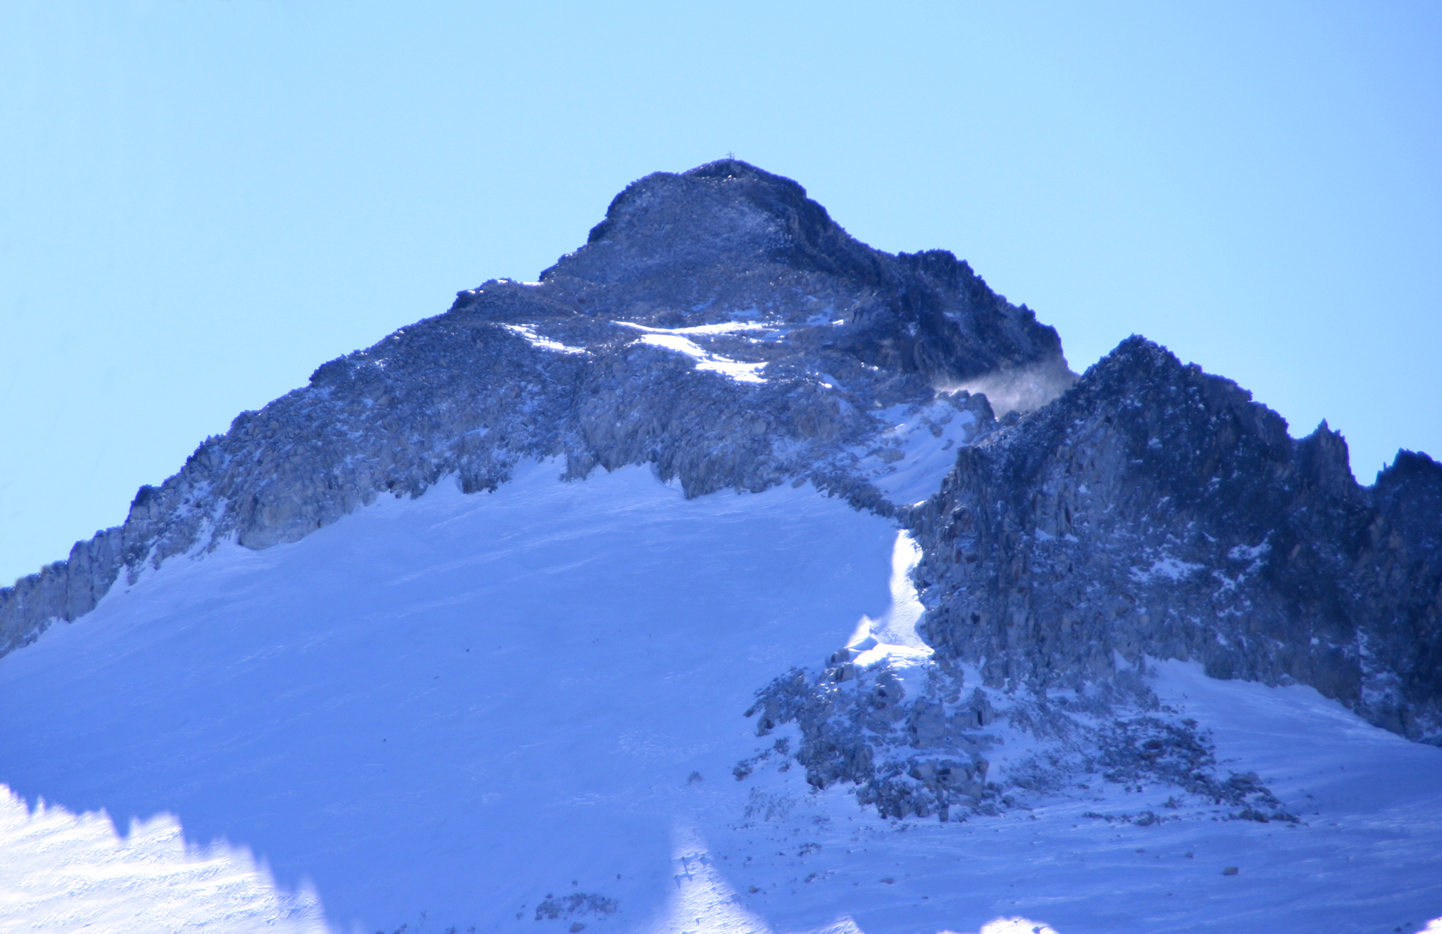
911, 336, 1442, 743
736, 337, 1440, 825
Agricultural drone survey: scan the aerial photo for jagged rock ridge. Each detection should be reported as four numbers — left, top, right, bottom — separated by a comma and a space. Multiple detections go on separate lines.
744, 339, 1440, 825
910, 337, 1442, 742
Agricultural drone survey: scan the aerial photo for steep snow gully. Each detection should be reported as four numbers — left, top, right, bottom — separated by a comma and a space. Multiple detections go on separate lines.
2, 160, 1440, 933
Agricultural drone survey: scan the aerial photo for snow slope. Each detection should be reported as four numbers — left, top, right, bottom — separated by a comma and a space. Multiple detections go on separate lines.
1, 462, 1440, 933
0, 461, 895, 932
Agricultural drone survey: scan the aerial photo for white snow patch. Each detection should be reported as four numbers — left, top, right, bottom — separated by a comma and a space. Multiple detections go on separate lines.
655, 825, 772, 934
848, 531, 933, 696
1132, 556, 1205, 582
621, 321, 772, 337
0, 789, 327, 934
859, 399, 979, 505
616, 323, 768, 383
972, 921, 1061, 934
500, 323, 589, 355
1227, 541, 1270, 562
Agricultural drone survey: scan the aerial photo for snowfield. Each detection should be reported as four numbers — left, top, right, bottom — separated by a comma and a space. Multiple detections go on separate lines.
1, 462, 1439, 933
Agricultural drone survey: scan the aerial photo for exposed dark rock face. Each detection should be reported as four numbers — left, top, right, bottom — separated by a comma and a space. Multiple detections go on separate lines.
0, 159, 1059, 656
743, 662, 999, 822
911, 336, 1442, 742
540, 160, 1064, 386
742, 337, 1439, 822
741, 649, 1301, 823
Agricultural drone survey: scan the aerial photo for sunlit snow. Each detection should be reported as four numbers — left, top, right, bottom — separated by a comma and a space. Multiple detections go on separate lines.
846, 532, 933, 698
621, 321, 772, 337
500, 323, 590, 355
616, 322, 769, 383
0, 790, 327, 934
858, 400, 980, 505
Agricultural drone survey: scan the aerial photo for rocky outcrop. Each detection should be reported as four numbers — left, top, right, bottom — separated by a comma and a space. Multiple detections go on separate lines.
740, 336, 1439, 824
911, 336, 1442, 742
744, 662, 999, 822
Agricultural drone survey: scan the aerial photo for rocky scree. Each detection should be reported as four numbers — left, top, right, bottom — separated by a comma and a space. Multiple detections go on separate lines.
741, 650, 1297, 824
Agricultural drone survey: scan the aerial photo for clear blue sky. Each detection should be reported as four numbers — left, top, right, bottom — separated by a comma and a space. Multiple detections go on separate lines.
3, 1, 1439, 586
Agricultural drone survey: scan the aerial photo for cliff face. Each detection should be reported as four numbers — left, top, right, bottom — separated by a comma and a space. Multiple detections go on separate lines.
912, 337, 1442, 742
0, 160, 1060, 656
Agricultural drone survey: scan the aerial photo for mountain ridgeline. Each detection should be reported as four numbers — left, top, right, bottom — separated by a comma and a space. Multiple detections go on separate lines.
0, 160, 1064, 653
912, 338, 1442, 742
3, 159, 1438, 784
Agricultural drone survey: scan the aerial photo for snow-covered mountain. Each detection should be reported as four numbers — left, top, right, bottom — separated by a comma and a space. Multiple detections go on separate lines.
2, 160, 1439, 934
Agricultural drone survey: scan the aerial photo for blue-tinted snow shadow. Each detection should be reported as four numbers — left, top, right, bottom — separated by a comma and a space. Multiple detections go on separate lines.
0, 463, 900, 933
8, 462, 1439, 934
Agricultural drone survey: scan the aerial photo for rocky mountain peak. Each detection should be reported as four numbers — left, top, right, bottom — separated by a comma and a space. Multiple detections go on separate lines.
550, 159, 880, 286
531, 159, 1068, 387
1374, 449, 1442, 572
5, 160, 1068, 656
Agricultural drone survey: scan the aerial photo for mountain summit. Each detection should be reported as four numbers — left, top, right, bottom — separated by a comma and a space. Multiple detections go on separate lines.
1, 159, 1070, 639
539, 159, 1065, 385
1, 162, 1439, 934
